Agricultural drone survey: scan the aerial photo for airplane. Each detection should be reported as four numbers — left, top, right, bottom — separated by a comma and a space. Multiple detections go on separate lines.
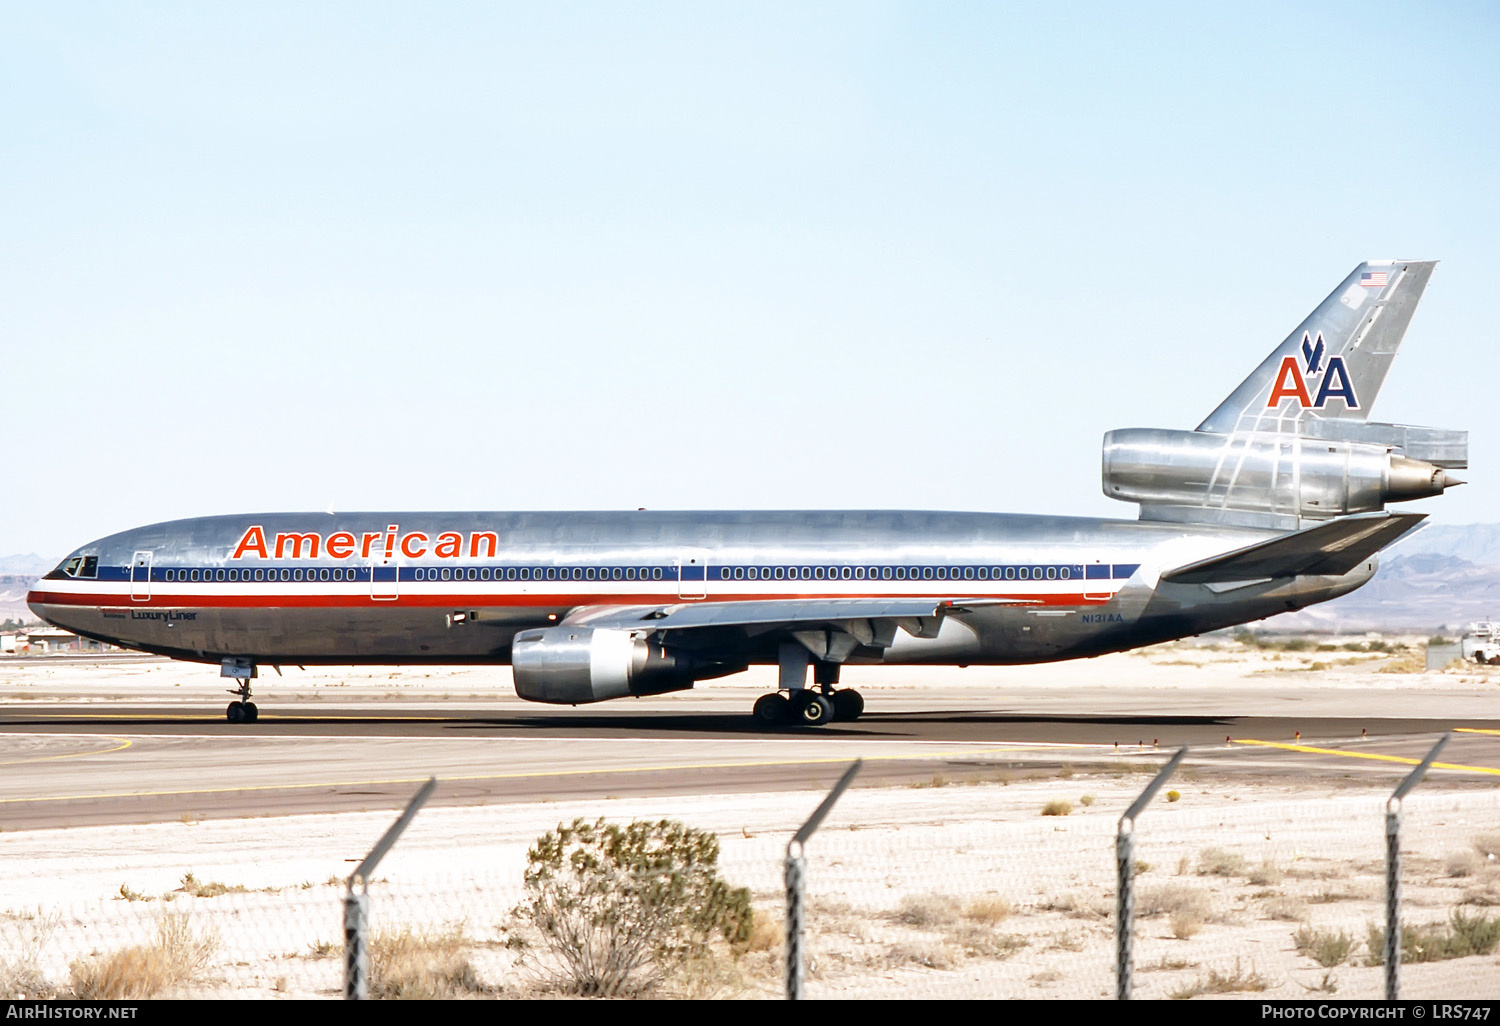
29, 260, 1467, 726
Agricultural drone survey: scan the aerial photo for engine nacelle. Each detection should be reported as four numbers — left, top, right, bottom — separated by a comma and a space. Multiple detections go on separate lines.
510, 626, 698, 704
1102, 428, 1461, 519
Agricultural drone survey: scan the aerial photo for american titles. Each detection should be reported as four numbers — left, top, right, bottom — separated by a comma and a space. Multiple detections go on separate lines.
231, 524, 502, 561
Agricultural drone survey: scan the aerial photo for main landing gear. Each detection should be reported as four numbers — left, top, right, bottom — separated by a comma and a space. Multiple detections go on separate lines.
751, 650, 862, 727
221, 658, 259, 723
752, 687, 864, 727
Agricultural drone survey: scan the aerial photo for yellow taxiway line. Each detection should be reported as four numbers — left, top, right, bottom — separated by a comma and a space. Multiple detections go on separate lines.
1232, 738, 1500, 776
0, 737, 133, 767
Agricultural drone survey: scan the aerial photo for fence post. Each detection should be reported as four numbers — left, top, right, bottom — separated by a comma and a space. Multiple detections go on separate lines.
1117, 746, 1187, 1001
343, 777, 438, 1000
786, 760, 861, 1001
1385, 734, 1450, 1001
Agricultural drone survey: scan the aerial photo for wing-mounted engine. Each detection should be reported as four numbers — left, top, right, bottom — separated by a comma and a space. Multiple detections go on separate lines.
1103, 426, 1465, 526
511, 626, 741, 704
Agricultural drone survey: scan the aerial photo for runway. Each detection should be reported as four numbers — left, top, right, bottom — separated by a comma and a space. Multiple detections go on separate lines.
2, 655, 1498, 830
2, 705, 1499, 830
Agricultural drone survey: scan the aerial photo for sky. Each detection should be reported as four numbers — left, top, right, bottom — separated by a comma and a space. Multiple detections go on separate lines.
2, 2, 1497, 560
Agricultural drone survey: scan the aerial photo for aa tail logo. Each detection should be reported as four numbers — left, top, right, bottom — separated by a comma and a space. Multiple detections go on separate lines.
1266, 332, 1359, 411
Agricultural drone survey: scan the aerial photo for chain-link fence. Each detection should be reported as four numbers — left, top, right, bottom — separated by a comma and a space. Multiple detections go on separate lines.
4, 764, 1500, 1000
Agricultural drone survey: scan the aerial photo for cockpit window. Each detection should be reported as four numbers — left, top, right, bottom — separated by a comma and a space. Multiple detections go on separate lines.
56, 556, 100, 579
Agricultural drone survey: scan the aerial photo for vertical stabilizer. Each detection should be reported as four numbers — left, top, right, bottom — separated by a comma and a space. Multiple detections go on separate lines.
1197, 261, 1436, 434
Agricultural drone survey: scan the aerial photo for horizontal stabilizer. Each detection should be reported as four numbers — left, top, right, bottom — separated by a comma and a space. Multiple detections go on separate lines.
1161, 512, 1426, 585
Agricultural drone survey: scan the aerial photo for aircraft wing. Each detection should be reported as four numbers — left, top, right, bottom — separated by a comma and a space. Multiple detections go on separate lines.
563, 596, 1030, 633
1160, 512, 1425, 585
561, 595, 1036, 663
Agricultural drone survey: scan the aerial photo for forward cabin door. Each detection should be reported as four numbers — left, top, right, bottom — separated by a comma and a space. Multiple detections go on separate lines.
370, 555, 399, 601
677, 551, 709, 600
130, 551, 152, 602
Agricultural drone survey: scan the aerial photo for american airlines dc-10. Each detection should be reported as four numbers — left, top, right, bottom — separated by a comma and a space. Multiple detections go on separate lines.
29, 261, 1467, 726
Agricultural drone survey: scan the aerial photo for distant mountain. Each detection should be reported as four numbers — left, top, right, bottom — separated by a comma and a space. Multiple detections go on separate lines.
0, 554, 55, 575
0, 575, 40, 622
1386, 523, 1500, 567
1268, 522, 1500, 632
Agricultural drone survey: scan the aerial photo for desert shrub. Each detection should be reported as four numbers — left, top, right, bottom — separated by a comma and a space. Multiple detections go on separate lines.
1041, 799, 1073, 817
1366, 910, 1500, 965
1166, 790, 1181, 803
370, 924, 487, 999
508, 818, 751, 996
69, 915, 216, 999
1294, 926, 1355, 967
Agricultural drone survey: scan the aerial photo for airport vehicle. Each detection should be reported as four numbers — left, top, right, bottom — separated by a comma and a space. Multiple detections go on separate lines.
30, 261, 1467, 725
1462, 621, 1500, 665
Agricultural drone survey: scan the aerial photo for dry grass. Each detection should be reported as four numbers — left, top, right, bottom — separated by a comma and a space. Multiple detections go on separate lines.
1376, 651, 1427, 674
882, 939, 963, 971
952, 925, 1026, 960
1137, 884, 1211, 923
177, 873, 245, 899
369, 924, 489, 999
0, 914, 60, 999
1247, 858, 1284, 886
743, 911, 783, 953
1473, 834, 1500, 860
961, 896, 1013, 925
69, 915, 217, 999
892, 893, 963, 928
1447, 851, 1484, 878
1170, 910, 1204, 939
1041, 892, 1112, 920
1197, 847, 1248, 877
1261, 895, 1308, 922
1041, 799, 1073, 817
1168, 958, 1271, 999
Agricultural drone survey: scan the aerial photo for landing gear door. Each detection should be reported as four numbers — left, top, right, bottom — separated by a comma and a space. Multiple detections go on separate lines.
370, 556, 399, 601
130, 550, 152, 602
677, 551, 709, 600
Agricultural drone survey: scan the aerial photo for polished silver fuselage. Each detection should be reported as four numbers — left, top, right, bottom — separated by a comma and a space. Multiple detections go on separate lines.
28, 509, 1374, 667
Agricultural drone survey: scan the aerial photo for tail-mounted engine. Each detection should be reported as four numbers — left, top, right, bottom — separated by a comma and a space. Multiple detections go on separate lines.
1103, 422, 1466, 524
511, 626, 727, 704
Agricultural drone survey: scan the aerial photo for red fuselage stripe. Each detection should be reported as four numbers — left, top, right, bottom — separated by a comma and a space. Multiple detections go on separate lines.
27, 589, 1110, 609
